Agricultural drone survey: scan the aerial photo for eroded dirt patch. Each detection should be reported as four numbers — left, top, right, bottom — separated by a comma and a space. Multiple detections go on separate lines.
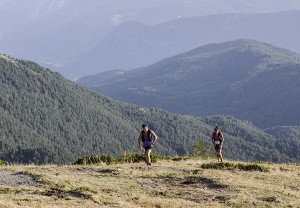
0, 171, 40, 187
42, 185, 93, 201
140, 176, 228, 204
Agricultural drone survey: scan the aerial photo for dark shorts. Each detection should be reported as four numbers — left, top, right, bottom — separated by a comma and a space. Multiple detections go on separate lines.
143, 141, 152, 150
144, 145, 152, 151
214, 144, 222, 150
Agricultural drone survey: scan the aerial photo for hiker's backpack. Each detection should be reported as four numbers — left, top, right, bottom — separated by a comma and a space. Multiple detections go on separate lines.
141, 130, 152, 142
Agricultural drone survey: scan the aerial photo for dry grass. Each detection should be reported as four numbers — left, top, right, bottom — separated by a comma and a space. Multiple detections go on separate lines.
0, 159, 299, 208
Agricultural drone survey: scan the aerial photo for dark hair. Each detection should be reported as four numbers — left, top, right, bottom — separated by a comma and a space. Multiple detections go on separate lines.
214, 126, 219, 131
142, 123, 148, 128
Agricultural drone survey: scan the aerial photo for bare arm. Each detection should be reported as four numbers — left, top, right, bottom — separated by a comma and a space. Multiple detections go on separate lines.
220, 132, 224, 143
137, 132, 142, 148
150, 130, 157, 145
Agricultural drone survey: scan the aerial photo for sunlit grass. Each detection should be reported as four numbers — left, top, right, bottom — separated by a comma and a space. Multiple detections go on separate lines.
0, 159, 299, 207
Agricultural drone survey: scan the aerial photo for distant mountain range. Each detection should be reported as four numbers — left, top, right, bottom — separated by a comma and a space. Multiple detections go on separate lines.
1, 53, 299, 164
71, 11, 300, 78
1, 1, 300, 78
77, 39, 300, 129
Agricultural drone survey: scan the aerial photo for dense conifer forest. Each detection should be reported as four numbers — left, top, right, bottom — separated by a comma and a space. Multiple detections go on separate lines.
0, 54, 299, 164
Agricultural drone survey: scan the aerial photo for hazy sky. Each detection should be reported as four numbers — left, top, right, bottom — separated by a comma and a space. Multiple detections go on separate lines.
1, 0, 300, 78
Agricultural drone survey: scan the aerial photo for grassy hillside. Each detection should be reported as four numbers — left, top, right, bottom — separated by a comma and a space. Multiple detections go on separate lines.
0, 159, 299, 207
78, 39, 300, 128
0, 54, 298, 164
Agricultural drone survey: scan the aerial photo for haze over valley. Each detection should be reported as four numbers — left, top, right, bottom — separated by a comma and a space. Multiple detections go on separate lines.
1, 0, 300, 78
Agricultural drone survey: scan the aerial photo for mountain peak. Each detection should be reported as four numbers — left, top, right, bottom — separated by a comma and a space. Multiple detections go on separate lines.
185, 39, 296, 56
79, 40, 300, 128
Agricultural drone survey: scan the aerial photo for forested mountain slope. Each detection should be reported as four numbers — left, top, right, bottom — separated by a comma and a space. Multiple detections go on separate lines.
78, 39, 300, 128
265, 126, 300, 160
0, 54, 297, 164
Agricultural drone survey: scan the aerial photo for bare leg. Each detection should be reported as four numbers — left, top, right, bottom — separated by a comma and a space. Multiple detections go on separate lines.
217, 149, 223, 162
145, 149, 152, 165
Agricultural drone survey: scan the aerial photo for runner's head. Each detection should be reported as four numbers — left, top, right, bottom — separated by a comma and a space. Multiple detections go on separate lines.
142, 123, 148, 131
214, 126, 219, 132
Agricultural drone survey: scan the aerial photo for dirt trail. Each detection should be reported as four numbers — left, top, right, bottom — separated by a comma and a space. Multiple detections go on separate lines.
0, 171, 40, 187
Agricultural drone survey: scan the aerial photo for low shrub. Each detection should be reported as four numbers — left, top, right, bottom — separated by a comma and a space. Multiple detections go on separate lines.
0, 159, 5, 166
235, 163, 269, 172
74, 154, 115, 165
118, 153, 165, 163
201, 162, 269, 172
74, 153, 197, 166
171, 156, 191, 161
201, 162, 236, 170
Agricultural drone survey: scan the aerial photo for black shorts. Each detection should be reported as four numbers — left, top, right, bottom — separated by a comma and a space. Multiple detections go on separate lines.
144, 145, 152, 150
215, 144, 222, 150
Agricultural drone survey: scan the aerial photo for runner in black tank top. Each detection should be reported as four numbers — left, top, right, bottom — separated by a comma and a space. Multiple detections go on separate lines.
138, 123, 158, 166
211, 126, 224, 162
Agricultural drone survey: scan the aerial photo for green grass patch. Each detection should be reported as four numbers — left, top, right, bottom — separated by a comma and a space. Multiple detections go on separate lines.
0, 159, 6, 166
74, 154, 115, 165
201, 162, 269, 172
73, 153, 175, 165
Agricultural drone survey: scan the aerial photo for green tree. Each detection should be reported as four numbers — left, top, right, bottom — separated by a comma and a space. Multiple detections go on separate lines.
192, 141, 213, 158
